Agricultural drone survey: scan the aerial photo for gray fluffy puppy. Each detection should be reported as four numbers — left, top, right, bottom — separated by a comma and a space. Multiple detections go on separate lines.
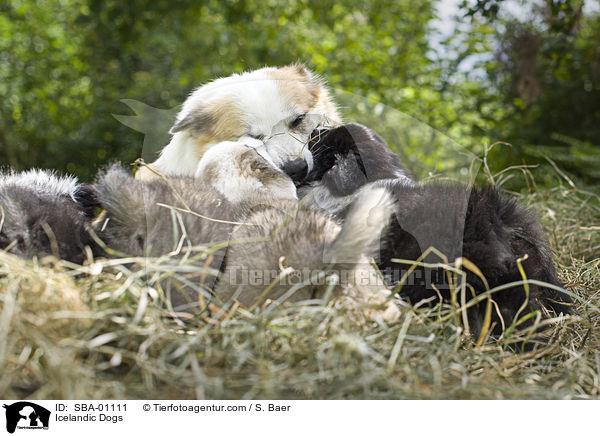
86, 162, 397, 317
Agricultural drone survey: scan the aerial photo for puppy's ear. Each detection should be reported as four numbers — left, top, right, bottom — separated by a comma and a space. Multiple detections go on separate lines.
169, 110, 213, 134
73, 184, 101, 219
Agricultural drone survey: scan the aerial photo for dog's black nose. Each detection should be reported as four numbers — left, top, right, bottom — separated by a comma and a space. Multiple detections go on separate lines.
282, 158, 308, 182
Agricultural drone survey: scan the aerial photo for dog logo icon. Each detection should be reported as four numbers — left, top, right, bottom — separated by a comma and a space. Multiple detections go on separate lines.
2, 402, 50, 433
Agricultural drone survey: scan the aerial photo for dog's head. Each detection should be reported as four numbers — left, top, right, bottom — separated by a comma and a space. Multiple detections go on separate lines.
0, 169, 101, 263
142, 63, 341, 180
298, 123, 412, 197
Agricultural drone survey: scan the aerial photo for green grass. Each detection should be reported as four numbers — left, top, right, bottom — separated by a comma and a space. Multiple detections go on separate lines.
1, 176, 599, 400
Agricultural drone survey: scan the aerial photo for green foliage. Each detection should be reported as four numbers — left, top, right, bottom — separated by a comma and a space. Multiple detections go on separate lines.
452, 0, 600, 187
0, 0, 597, 187
1, 0, 440, 180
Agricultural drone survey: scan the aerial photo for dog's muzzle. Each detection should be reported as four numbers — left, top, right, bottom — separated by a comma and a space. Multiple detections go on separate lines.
282, 158, 308, 182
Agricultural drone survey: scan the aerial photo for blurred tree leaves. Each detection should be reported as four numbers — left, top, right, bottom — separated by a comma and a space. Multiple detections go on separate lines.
0, 0, 598, 187
1, 0, 442, 179
453, 0, 600, 187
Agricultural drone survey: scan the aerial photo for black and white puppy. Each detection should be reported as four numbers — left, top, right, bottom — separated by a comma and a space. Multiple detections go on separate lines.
298, 124, 413, 216
0, 169, 101, 263
295, 123, 572, 339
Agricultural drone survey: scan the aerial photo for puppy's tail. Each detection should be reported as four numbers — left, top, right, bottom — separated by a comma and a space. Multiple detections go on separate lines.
91, 164, 149, 230
325, 187, 394, 263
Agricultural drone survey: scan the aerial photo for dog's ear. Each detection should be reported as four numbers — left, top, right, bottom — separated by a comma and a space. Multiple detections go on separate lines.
169, 109, 213, 134
285, 63, 325, 103
73, 184, 102, 219
290, 62, 310, 77
289, 62, 322, 84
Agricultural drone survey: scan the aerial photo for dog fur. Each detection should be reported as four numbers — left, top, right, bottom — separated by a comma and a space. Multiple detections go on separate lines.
194, 138, 298, 204
0, 169, 100, 263
296, 123, 572, 339
298, 123, 413, 216
137, 64, 341, 187
91, 161, 398, 318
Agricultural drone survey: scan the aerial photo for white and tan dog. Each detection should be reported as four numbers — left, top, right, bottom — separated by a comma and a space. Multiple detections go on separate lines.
116, 67, 399, 318
137, 63, 341, 203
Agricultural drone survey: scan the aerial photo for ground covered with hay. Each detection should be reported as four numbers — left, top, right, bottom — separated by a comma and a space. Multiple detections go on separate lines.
1, 179, 599, 400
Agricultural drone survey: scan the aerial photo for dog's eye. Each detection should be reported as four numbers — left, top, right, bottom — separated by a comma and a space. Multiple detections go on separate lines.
289, 113, 306, 129
248, 133, 265, 141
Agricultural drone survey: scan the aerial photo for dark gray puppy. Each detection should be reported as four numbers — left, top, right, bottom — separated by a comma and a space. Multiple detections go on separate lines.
0, 169, 100, 263
294, 123, 572, 340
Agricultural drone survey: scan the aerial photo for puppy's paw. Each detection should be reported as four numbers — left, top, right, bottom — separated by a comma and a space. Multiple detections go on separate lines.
362, 288, 403, 323
195, 139, 297, 204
